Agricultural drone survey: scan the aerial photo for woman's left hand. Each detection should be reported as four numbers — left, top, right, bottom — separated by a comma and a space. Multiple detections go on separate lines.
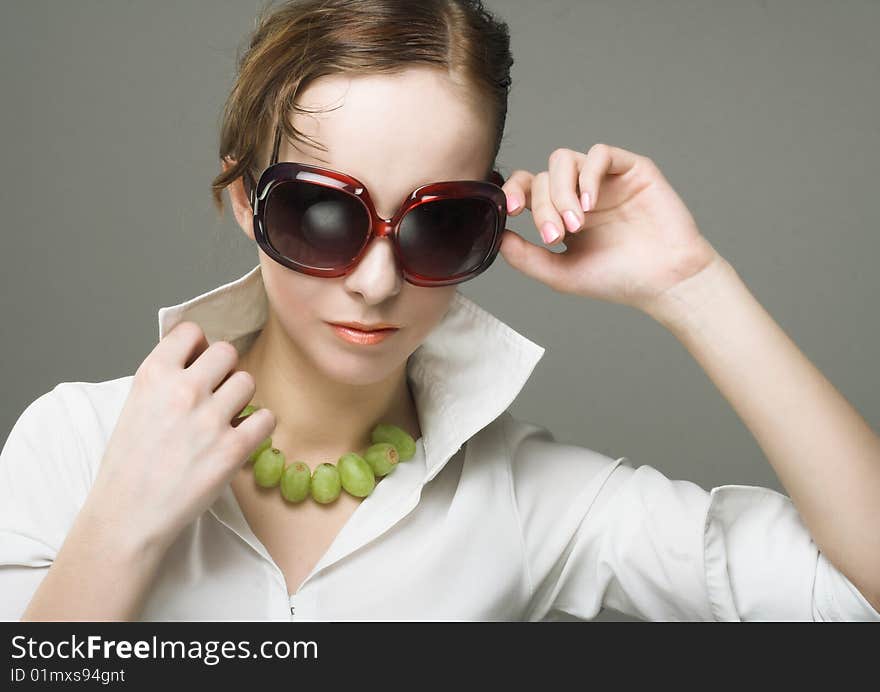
498, 144, 723, 312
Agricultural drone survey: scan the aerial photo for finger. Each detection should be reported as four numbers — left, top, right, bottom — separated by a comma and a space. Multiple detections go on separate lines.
501, 169, 534, 217
225, 406, 277, 468
578, 143, 643, 212
498, 228, 570, 293
154, 321, 210, 370
548, 148, 586, 234
185, 340, 241, 396
530, 171, 566, 246
211, 368, 257, 425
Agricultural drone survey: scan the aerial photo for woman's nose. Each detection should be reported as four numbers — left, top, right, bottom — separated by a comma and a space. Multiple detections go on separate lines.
343, 234, 404, 297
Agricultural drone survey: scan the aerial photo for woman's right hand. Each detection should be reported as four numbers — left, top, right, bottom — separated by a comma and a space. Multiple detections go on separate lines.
85, 320, 276, 555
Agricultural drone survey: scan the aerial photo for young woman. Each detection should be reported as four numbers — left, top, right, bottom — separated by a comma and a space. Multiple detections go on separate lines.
3, 0, 879, 622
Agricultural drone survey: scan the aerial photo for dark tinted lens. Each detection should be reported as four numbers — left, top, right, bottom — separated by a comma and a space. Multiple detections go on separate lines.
398, 198, 497, 279
265, 181, 369, 268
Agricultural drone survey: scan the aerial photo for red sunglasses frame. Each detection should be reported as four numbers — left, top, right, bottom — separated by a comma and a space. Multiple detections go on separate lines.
242, 122, 508, 287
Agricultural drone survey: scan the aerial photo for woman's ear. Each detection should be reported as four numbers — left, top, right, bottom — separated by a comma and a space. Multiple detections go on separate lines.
221, 156, 255, 241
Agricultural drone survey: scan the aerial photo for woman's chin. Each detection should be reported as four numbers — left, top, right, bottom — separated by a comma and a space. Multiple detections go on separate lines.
309, 348, 404, 388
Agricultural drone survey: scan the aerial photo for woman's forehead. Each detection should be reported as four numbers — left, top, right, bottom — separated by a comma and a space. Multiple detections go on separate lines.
283, 70, 493, 180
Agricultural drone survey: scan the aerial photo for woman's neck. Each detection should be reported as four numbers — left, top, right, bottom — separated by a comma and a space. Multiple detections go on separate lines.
235, 322, 422, 458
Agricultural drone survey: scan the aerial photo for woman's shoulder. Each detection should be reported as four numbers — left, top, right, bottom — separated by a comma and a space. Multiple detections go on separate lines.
0, 375, 136, 554
19, 375, 136, 472
53, 374, 135, 416
489, 410, 628, 496
9, 375, 134, 438
52, 374, 135, 431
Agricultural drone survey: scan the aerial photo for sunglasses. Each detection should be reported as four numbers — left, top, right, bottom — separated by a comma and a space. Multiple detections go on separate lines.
242, 123, 508, 287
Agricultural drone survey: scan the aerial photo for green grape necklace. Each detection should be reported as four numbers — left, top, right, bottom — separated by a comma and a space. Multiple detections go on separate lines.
234, 404, 417, 505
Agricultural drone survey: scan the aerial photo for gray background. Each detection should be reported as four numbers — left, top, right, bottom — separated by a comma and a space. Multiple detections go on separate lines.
1, 0, 878, 622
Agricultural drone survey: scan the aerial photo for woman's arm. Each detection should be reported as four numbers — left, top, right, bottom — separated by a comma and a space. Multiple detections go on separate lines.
641, 253, 880, 613
499, 143, 880, 614
20, 502, 167, 621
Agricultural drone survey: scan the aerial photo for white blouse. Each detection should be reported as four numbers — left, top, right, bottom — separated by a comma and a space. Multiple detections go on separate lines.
2, 263, 878, 622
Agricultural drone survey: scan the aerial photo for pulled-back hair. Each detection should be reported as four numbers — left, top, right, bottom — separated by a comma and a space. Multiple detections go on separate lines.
210, 0, 514, 219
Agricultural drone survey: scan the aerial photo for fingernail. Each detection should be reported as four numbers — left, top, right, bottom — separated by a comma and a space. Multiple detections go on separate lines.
563, 209, 581, 232
507, 194, 522, 213
580, 192, 591, 212
540, 221, 561, 244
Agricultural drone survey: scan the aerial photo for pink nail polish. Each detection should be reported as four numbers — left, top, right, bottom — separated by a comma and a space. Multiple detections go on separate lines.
540, 221, 561, 244
580, 192, 591, 213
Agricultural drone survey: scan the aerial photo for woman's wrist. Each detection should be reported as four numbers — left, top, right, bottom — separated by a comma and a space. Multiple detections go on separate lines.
639, 253, 741, 335
77, 490, 173, 566
21, 496, 171, 621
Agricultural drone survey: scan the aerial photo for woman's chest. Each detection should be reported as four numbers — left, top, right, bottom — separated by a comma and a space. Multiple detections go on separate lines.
145, 449, 532, 620
230, 467, 364, 596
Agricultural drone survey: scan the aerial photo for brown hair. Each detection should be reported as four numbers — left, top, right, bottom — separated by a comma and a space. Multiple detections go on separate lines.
209, 0, 514, 220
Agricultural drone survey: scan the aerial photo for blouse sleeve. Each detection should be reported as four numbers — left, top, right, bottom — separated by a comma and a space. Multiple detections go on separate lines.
0, 383, 94, 621
504, 414, 880, 622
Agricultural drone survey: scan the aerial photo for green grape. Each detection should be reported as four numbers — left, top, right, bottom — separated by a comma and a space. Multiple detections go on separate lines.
364, 442, 398, 477
311, 463, 342, 504
248, 436, 272, 464
371, 423, 416, 461
253, 447, 285, 488
236, 403, 259, 419
338, 452, 376, 497
280, 461, 311, 503
233, 404, 271, 463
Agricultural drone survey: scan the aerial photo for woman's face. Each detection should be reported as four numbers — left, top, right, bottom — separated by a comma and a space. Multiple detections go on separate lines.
232, 66, 495, 386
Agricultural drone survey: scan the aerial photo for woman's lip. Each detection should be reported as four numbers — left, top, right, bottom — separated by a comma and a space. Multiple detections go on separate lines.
327, 322, 399, 332
328, 323, 398, 345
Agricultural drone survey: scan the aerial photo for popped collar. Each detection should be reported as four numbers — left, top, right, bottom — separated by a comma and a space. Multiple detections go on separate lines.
157, 262, 547, 486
